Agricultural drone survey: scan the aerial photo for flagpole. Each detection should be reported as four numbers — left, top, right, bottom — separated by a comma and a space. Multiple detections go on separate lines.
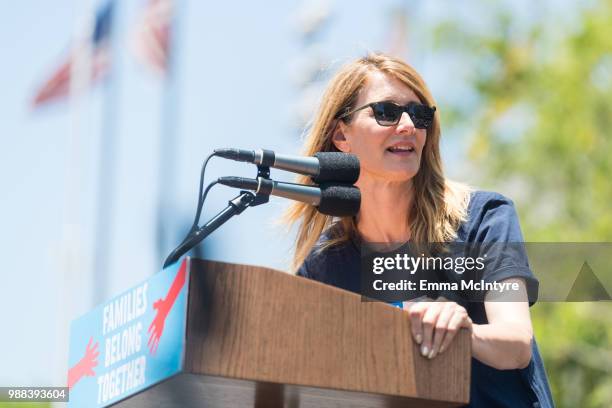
155, 0, 182, 266
53, 0, 95, 399
92, 0, 118, 305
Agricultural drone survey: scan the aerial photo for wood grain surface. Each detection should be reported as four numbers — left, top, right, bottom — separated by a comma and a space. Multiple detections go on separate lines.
179, 258, 471, 407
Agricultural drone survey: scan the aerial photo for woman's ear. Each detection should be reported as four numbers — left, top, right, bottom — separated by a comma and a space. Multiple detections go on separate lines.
332, 121, 351, 153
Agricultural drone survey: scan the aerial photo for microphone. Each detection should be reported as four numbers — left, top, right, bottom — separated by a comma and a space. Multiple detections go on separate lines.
214, 148, 360, 184
217, 176, 361, 217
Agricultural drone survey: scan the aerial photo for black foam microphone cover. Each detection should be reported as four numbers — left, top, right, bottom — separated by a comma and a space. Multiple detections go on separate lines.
312, 152, 360, 184
318, 184, 361, 217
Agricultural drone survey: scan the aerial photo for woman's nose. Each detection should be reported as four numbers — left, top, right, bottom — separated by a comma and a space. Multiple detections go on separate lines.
396, 111, 416, 133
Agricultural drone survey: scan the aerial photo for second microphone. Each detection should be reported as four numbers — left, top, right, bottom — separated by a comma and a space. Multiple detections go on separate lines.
217, 176, 360, 217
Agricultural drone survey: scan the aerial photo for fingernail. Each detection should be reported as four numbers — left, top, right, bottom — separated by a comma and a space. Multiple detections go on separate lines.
415, 334, 422, 344
428, 349, 436, 359
421, 345, 429, 357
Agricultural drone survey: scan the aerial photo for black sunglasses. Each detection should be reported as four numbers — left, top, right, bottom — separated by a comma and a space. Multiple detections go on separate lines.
338, 101, 436, 129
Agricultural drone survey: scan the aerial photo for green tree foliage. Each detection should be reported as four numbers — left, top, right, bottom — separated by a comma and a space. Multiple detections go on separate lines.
430, 1, 612, 406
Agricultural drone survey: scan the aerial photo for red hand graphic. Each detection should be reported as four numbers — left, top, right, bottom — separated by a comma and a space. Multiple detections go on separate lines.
67, 337, 99, 389
148, 260, 186, 355
147, 298, 169, 354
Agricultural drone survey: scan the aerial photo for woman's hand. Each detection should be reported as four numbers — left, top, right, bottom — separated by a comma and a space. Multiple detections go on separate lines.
406, 297, 472, 359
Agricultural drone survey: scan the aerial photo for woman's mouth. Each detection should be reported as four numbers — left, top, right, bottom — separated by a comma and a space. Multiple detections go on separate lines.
386, 146, 415, 155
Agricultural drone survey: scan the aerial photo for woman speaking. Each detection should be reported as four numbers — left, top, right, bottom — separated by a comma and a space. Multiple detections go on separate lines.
286, 53, 554, 407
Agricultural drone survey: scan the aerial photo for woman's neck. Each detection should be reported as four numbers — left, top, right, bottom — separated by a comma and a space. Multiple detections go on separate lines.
355, 175, 414, 243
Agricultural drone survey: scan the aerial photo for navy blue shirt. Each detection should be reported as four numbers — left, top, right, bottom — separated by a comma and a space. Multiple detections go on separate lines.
297, 190, 554, 408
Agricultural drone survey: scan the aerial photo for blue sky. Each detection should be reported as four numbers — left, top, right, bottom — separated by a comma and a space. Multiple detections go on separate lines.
1, 0, 417, 386
0, 0, 576, 387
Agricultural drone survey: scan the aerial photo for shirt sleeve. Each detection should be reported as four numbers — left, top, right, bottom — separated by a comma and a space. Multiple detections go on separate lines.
467, 192, 539, 305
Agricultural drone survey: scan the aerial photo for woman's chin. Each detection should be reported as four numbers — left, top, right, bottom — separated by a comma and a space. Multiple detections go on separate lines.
366, 168, 418, 183
383, 163, 419, 180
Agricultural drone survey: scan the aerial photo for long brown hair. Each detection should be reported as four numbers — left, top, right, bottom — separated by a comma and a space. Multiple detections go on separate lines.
284, 53, 472, 272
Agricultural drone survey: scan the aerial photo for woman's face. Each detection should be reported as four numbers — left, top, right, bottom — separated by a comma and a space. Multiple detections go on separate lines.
333, 71, 427, 183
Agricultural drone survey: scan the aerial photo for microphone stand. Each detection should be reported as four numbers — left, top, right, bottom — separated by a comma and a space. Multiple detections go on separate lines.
163, 165, 271, 269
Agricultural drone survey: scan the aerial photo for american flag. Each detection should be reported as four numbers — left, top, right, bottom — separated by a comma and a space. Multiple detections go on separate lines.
132, 0, 173, 75
32, 1, 114, 107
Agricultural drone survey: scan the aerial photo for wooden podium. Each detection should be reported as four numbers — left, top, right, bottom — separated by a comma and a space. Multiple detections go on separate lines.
109, 258, 470, 407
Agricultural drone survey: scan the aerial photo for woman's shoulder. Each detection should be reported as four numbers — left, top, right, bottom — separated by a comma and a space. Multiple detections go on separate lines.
458, 189, 523, 242
468, 189, 515, 210
465, 189, 519, 221
297, 223, 359, 279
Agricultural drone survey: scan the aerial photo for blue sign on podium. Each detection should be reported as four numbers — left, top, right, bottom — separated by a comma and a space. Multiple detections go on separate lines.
67, 259, 189, 407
